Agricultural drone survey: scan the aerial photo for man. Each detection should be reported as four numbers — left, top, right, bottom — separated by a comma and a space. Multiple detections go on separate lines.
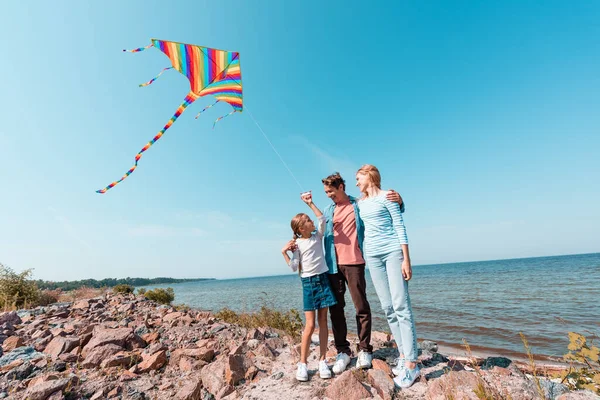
322, 172, 404, 373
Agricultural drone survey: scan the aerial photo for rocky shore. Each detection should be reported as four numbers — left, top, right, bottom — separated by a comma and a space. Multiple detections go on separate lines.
0, 293, 597, 400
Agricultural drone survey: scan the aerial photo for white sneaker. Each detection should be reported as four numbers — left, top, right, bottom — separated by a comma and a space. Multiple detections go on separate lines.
392, 357, 405, 376
332, 353, 351, 374
296, 362, 308, 382
356, 351, 372, 369
319, 360, 332, 379
394, 365, 421, 388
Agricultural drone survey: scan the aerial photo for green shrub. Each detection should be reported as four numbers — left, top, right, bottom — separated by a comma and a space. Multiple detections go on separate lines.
215, 306, 303, 341
561, 332, 600, 394
136, 288, 147, 295
0, 263, 40, 310
144, 287, 175, 305
113, 284, 134, 294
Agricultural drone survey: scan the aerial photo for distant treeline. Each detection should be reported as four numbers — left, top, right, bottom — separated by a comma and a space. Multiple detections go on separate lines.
35, 277, 215, 291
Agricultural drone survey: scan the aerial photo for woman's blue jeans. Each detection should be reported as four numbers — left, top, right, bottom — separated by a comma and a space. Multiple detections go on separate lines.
366, 250, 418, 362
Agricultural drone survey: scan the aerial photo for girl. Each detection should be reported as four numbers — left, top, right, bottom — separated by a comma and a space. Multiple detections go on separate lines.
355, 164, 420, 388
281, 192, 337, 382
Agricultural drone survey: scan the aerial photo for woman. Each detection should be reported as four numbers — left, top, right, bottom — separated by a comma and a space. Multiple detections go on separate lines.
355, 164, 420, 388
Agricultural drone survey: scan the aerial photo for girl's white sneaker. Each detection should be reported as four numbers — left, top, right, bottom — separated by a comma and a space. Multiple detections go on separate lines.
296, 362, 309, 382
319, 360, 332, 379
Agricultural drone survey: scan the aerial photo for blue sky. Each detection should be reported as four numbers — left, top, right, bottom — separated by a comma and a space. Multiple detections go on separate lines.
1, 0, 598, 281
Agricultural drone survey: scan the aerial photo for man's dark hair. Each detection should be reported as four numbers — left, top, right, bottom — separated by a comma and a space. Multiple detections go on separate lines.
322, 172, 346, 191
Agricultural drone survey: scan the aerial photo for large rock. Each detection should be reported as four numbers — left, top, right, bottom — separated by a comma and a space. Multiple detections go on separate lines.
372, 359, 393, 376
101, 352, 136, 369
170, 347, 215, 366
175, 379, 203, 400
225, 355, 254, 386
24, 377, 72, 400
72, 300, 90, 310
2, 336, 24, 352
44, 336, 80, 359
367, 368, 395, 400
162, 312, 183, 323
82, 344, 123, 368
427, 371, 481, 400
201, 358, 227, 396
137, 349, 167, 373
324, 369, 371, 400
82, 327, 145, 357
0, 311, 21, 326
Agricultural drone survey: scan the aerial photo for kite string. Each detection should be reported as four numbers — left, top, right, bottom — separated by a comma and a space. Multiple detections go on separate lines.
244, 106, 305, 193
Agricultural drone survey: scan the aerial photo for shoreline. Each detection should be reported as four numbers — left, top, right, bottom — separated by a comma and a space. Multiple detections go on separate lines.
2, 293, 595, 399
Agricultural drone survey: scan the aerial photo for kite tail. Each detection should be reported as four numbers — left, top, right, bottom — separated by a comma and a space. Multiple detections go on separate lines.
139, 67, 173, 87
213, 110, 237, 129
194, 100, 220, 119
96, 91, 199, 194
123, 43, 154, 53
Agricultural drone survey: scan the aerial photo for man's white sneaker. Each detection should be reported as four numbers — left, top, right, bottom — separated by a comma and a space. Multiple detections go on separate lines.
356, 351, 373, 369
319, 360, 332, 379
392, 357, 405, 376
332, 353, 351, 374
393, 366, 421, 388
296, 362, 308, 382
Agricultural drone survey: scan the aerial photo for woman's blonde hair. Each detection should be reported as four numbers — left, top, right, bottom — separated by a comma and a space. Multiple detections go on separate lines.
357, 164, 382, 190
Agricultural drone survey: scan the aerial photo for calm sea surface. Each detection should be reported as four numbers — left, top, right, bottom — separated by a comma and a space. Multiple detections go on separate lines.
142, 253, 599, 360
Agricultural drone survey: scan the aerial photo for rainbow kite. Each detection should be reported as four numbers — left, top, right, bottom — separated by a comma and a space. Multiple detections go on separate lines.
97, 38, 243, 194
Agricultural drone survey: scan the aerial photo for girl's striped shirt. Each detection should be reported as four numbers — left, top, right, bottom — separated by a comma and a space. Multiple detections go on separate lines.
357, 191, 408, 257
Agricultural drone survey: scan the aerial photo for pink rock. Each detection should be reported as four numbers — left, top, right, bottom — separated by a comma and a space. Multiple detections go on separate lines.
216, 385, 235, 399
50, 328, 66, 337
368, 369, 395, 400
170, 348, 215, 366
179, 356, 207, 372
82, 327, 145, 357
162, 312, 183, 323
225, 355, 251, 386
324, 369, 371, 400
371, 331, 391, 343
72, 300, 90, 310
137, 349, 167, 373
141, 331, 160, 344
372, 359, 392, 376
201, 358, 227, 396
2, 336, 24, 352
47, 391, 65, 400
253, 344, 276, 360
82, 344, 123, 368
32, 328, 51, 340
101, 352, 136, 369
44, 336, 80, 359
24, 377, 72, 400
58, 353, 79, 363
426, 371, 481, 400
229, 343, 245, 355
175, 379, 203, 400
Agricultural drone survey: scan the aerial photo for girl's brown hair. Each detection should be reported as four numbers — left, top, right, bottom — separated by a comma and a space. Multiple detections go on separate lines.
290, 213, 310, 275
290, 213, 310, 238
357, 164, 382, 191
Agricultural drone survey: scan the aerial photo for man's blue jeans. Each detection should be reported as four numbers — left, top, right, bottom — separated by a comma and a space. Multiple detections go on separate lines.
366, 250, 418, 361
